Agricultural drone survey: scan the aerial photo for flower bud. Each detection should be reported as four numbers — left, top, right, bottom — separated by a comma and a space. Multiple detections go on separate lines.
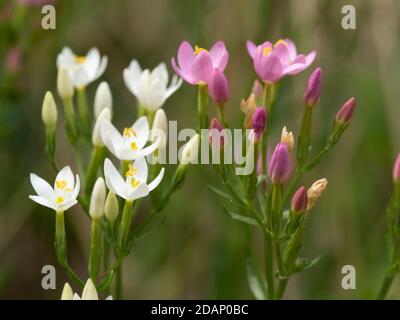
92, 108, 111, 147
252, 107, 266, 142
105, 191, 119, 223
151, 108, 168, 149
291, 186, 308, 214
61, 282, 74, 300
281, 126, 294, 152
89, 177, 106, 219
209, 117, 226, 149
180, 134, 200, 165
304, 67, 322, 107
268, 143, 290, 184
208, 69, 229, 104
81, 279, 99, 300
240, 93, 257, 128
336, 97, 356, 124
42, 91, 58, 128
57, 68, 74, 99
393, 154, 400, 184
307, 178, 328, 210
94, 81, 113, 119
251, 79, 263, 100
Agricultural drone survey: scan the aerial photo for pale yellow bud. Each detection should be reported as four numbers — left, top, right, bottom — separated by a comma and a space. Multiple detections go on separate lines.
180, 134, 199, 165
57, 68, 74, 99
105, 191, 119, 223
281, 126, 294, 152
94, 81, 113, 118
151, 108, 168, 149
89, 177, 106, 219
307, 178, 328, 210
61, 282, 74, 300
81, 279, 99, 300
92, 108, 111, 147
42, 91, 58, 128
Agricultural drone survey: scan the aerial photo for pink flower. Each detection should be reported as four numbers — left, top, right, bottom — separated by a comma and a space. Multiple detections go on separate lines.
208, 69, 229, 103
268, 143, 291, 184
171, 41, 228, 85
251, 107, 266, 142
247, 38, 316, 82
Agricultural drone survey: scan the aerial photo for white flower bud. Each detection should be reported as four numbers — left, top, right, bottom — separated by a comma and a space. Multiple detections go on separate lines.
307, 178, 328, 210
105, 191, 119, 223
94, 81, 113, 118
42, 91, 58, 128
57, 68, 74, 99
281, 126, 295, 152
61, 282, 74, 300
81, 279, 99, 300
92, 108, 111, 147
89, 177, 106, 219
180, 134, 199, 165
151, 108, 168, 149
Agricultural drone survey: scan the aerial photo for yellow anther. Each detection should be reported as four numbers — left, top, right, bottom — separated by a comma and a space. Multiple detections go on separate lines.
56, 196, 64, 204
75, 55, 86, 64
123, 127, 137, 138
125, 164, 138, 177
274, 39, 287, 47
56, 180, 67, 190
194, 45, 208, 56
130, 178, 140, 189
263, 47, 272, 56
130, 142, 138, 150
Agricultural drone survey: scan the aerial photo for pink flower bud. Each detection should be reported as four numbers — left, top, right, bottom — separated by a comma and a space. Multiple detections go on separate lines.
208, 69, 229, 104
252, 107, 266, 142
291, 186, 308, 214
209, 117, 226, 149
393, 154, 400, 184
268, 143, 290, 184
304, 67, 322, 107
336, 97, 356, 124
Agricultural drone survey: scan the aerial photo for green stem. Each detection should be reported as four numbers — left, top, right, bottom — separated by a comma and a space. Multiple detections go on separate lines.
88, 218, 102, 281
297, 106, 313, 166
261, 82, 271, 177
118, 200, 134, 249
115, 264, 122, 300
378, 275, 394, 300
45, 126, 58, 172
217, 103, 226, 125
85, 146, 105, 196
275, 278, 288, 300
62, 97, 79, 145
264, 235, 274, 299
197, 84, 209, 130
77, 87, 91, 138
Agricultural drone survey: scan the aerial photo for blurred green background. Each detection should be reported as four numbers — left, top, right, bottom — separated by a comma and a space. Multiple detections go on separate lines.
0, 0, 399, 299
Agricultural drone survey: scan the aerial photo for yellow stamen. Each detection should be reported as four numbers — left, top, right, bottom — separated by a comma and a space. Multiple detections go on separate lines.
130, 142, 138, 150
194, 45, 208, 56
130, 178, 140, 189
274, 39, 287, 47
263, 47, 272, 56
56, 180, 67, 190
75, 55, 86, 64
123, 127, 137, 138
125, 164, 138, 177
56, 196, 64, 204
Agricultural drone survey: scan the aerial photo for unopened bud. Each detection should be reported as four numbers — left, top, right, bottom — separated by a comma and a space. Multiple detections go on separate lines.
251, 79, 263, 100
291, 186, 308, 214
208, 69, 229, 104
89, 177, 106, 219
240, 93, 257, 129
180, 134, 199, 165
61, 282, 74, 300
105, 191, 119, 223
304, 67, 322, 107
281, 126, 294, 152
268, 143, 290, 184
92, 108, 111, 147
94, 81, 113, 119
42, 91, 58, 128
252, 107, 266, 142
336, 97, 356, 124
151, 108, 168, 149
209, 117, 226, 149
307, 178, 328, 210
57, 68, 74, 99
81, 279, 99, 300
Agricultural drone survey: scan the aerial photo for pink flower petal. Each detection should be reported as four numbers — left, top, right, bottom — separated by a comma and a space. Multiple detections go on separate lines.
255, 51, 284, 82
209, 41, 228, 71
283, 38, 297, 61
190, 52, 213, 84
177, 41, 195, 72
246, 40, 257, 59
273, 42, 291, 67
171, 57, 195, 84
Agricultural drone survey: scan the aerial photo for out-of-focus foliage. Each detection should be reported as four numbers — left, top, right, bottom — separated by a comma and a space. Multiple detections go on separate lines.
0, 0, 399, 299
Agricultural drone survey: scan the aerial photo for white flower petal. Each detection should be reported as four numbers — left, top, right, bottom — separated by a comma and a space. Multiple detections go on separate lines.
55, 166, 75, 190
30, 174, 56, 201
151, 62, 168, 85
94, 56, 108, 81
127, 183, 149, 201
29, 195, 56, 211
132, 157, 148, 183
123, 60, 142, 97
84, 48, 101, 79
165, 75, 183, 99
70, 175, 80, 201
132, 116, 149, 149
72, 66, 89, 87
101, 120, 124, 158
137, 70, 151, 106
56, 47, 75, 69
104, 158, 127, 199
57, 199, 78, 212
146, 78, 167, 110
148, 167, 165, 192
135, 139, 160, 157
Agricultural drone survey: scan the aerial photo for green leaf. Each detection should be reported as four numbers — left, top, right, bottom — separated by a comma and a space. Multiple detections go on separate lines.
246, 256, 267, 300
208, 184, 231, 200
293, 255, 321, 274
223, 207, 258, 226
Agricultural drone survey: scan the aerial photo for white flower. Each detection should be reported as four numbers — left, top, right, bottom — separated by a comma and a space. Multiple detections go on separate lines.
42, 91, 58, 128
180, 134, 200, 165
56, 47, 108, 88
92, 108, 111, 147
89, 177, 106, 219
94, 81, 113, 118
104, 157, 164, 201
123, 60, 182, 111
29, 166, 80, 212
61, 283, 74, 300
151, 108, 168, 149
100, 116, 159, 161
63, 279, 113, 300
